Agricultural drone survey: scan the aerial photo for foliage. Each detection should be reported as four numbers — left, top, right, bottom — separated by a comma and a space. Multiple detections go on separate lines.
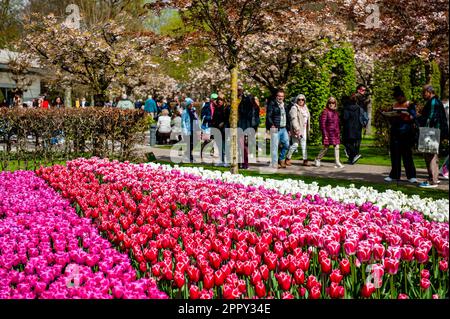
287, 43, 357, 145
0, 108, 148, 171
372, 58, 441, 147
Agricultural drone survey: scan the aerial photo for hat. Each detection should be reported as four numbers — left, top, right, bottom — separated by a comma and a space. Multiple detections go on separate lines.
210, 93, 218, 100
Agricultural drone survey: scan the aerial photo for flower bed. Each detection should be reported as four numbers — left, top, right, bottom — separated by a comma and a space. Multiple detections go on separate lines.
0, 170, 167, 299
146, 163, 449, 223
37, 158, 449, 299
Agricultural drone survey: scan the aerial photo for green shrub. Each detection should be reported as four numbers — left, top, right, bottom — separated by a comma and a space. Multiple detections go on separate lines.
287, 43, 357, 145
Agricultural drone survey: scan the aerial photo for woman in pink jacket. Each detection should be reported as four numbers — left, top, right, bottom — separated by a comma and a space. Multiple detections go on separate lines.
314, 97, 344, 168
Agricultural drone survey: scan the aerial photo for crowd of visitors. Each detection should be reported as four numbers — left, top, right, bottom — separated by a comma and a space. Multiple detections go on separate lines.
2, 84, 449, 187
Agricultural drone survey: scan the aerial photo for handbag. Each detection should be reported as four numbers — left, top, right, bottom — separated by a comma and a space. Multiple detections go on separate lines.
418, 127, 440, 154
418, 100, 441, 154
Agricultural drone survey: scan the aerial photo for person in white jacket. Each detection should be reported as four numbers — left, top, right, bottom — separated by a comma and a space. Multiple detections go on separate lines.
286, 94, 311, 166
170, 110, 182, 143
156, 109, 172, 144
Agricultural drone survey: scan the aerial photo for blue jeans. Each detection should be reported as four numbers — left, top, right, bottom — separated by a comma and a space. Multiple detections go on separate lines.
271, 128, 289, 165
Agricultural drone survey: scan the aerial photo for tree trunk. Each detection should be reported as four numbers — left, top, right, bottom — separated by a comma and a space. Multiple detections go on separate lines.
65, 87, 72, 107
439, 63, 448, 100
230, 66, 239, 174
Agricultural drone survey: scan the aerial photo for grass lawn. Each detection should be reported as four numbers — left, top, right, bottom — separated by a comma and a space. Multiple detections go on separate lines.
152, 135, 446, 168
153, 159, 449, 201
291, 135, 446, 169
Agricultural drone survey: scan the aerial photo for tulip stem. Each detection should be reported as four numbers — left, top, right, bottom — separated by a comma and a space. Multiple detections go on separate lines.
390, 275, 395, 299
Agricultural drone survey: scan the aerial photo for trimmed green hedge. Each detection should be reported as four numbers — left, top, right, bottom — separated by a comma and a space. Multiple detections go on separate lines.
0, 108, 148, 169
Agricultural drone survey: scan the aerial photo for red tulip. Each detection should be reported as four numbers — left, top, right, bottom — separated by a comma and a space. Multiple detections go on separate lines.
339, 259, 351, 276
415, 248, 429, 264
294, 269, 305, 285
329, 282, 345, 299
299, 287, 307, 297
356, 245, 371, 263
299, 256, 310, 272
203, 272, 214, 289
420, 278, 431, 290
214, 269, 226, 286
309, 286, 321, 299
398, 293, 409, 299
344, 241, 357, 255
139, 261, 147, 272
189, 285, 200, 299
255, 281, 266, 298
276, 272, 292, 291
361, 283, 376, 298
384, 258, 400, 275
264, 252, 277, 271
420, 269, 430, 279
439, 260, 448, 272
282, 292, 294, 299
330, 269, 343, 284
151, 264, 161, 277
174, 271, 185, 288
306, 275, 320, 290
373, 243, 385, 260
320, 258, 332, 274
432, 294, 440, 299
186, 265, 200, 283
400, 245, 415, 261
326, 241, 341, 257
260, 265, 269, 281
251, 270, 262, 286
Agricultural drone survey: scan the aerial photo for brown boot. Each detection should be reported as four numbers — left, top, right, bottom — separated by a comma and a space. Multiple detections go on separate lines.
285, 159, 293, 166
278, 160, 287, 168
302, 160, 309, 166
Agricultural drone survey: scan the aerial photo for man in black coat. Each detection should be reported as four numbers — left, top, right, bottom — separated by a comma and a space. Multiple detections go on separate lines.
343, 94, 364, 164
266, 89, 291, 168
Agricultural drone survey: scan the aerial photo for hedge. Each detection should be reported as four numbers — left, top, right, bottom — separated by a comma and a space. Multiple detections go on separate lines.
0, 108, 148, 170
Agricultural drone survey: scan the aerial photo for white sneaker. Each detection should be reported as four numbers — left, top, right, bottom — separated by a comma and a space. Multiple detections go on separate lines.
334, 162, 344, 169
314, 160, 321, 167
408, 178, 418, 184
384, 176, 393, 182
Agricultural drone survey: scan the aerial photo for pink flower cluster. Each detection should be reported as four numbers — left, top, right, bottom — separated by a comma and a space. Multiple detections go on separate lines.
36, 158, 449, 299
0, 171, 167, 299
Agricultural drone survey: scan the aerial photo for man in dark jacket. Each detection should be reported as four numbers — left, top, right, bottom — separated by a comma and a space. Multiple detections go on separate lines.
238, 90, 254, 169
212, 96, 230, 166
266, 89, 290, 168
418, 85, 449, 188
343, 94, 364, 164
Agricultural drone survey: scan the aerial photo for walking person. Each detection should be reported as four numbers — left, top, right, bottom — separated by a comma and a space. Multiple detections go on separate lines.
343, 94, 363, 165
200, 93, 217, 159
266, 89, 290, 169
285, 94, 310, 167
418, 85, 449, 188
212, 96, 231, 166
314, 97, 344, 168
384, 87, 417, 183
181, 98, 198, 163
238, 89, 254, 169
144, 95, 158, 118
117, 94, 134, 110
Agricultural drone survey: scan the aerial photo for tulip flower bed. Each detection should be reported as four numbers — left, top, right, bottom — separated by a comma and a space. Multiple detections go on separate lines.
0, 170, 167, 299
35, 158, 449, 299
149, 164, 449, 223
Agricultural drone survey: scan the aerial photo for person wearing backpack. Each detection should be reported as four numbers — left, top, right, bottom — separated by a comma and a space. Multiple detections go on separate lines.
418, 85, 449, 188
384, 87, 417, 183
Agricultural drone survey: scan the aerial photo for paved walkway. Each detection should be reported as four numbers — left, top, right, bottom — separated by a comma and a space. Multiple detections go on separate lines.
136, 143, 449, 191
